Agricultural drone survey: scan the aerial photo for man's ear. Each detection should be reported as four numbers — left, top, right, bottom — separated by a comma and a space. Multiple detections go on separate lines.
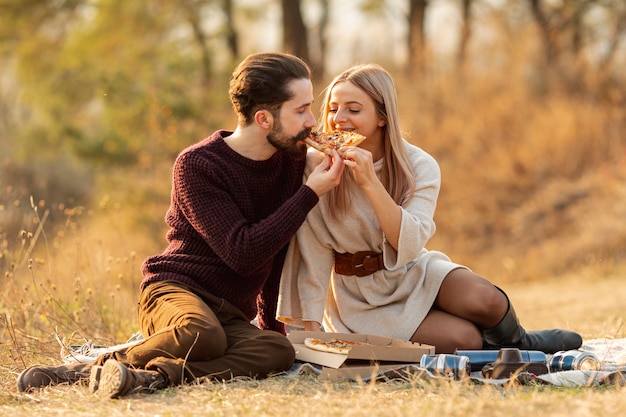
254, 110, 273, 130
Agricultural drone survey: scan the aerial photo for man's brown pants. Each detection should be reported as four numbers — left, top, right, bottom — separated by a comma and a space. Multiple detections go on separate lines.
94, 280, 295, 385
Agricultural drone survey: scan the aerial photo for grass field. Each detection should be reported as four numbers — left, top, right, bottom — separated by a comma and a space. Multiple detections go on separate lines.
1, 375, 625, 417
1, 264, 624, 416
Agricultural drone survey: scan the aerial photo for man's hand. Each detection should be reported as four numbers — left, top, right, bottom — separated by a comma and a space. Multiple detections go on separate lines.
305, 149, 345, 196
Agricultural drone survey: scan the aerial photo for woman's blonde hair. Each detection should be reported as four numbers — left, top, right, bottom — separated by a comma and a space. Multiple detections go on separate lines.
320, 64, 415, 218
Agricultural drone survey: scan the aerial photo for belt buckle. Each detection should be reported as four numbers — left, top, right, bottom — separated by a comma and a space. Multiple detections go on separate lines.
351, 251, 378, 277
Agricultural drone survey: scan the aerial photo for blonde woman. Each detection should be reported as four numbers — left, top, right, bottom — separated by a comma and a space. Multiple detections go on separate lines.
277, 64, 581, 354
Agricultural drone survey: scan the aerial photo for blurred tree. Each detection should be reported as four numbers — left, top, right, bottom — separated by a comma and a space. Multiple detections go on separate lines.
281, 0, 310, 64
0, 0, 96, 242
0, 0, 238, 243
407, 0, 428, 77
280, 0, 331, 79
307, 0, 329, 77
0, 0, 86, 157
529, 0, 625, 69
1, 0, 236, 167
457, 0, 473, 68
222, 0, 239, 59
181, 0, 214, 85
529, 0, 583, 66
358, 0, 412, 75
596, 1, 626, 74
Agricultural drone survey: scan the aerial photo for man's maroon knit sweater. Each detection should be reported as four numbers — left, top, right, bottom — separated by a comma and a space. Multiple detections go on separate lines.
141, 130, 319, 333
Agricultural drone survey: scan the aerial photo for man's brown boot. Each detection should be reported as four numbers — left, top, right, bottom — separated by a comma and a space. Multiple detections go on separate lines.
17, 362, 93, 392
96, 359, 168, 398
88, 364, 103, 393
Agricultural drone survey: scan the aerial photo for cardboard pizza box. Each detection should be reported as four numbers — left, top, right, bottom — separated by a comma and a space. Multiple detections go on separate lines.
287, 331, 435, 380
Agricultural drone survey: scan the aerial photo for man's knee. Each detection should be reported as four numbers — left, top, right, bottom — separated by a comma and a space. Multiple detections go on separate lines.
180, 322, 228, 360
255, 331, 296, 372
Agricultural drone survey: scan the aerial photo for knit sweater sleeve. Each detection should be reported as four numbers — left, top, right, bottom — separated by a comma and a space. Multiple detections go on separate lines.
173, 149, 319, 276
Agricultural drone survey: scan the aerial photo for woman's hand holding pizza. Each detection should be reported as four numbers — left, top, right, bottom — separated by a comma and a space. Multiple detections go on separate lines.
305, 149, 345, 197
338, 147, 378, 189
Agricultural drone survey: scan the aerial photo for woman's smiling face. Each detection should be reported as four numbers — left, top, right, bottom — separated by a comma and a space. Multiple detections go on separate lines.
326, 81, 385, 144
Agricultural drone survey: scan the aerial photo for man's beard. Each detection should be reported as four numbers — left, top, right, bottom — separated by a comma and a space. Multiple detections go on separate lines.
267, 121, 310, 159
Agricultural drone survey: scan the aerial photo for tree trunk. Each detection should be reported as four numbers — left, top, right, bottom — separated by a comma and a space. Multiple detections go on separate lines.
407, 0, 428, 78
182, 0, 212, 85
222, 0, 239, 59
281, 0, 310, 63
529, 0, 557, 66
457, 0, 472, 69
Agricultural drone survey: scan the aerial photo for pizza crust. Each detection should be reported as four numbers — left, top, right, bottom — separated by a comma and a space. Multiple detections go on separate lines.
304, 337, 371, 355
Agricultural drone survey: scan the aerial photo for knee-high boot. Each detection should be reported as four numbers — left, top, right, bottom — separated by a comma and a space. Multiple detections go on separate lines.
482, 287, 582, 354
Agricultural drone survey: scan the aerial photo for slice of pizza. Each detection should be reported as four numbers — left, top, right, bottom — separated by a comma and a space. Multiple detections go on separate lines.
304, 130, 367, 155
304, 337, 372, 355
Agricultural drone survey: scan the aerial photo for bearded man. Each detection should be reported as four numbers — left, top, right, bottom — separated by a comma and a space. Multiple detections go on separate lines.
18, 52, 345, 398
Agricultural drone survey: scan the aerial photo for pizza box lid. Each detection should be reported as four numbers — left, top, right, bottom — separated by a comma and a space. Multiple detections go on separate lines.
287, 331, 434, 370
320, 363, 420, 380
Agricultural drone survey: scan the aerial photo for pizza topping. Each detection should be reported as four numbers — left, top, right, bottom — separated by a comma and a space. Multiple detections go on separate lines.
304, 337, 372, 355
304, 130, 367, 154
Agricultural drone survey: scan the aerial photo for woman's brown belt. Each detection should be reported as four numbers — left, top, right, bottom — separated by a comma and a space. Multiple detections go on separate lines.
334, 251, 385, 277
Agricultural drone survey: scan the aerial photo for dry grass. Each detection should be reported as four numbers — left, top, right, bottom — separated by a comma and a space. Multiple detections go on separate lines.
0, 363, 624, 417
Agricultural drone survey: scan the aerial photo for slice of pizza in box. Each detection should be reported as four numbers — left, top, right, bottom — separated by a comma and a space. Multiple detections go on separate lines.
287, 331, 435, 380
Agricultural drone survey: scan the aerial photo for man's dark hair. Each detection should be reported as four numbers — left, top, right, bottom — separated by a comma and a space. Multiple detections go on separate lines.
229, 52, 312, 125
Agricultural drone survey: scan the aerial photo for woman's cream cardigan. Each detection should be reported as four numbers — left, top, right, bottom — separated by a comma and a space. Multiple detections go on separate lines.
277, 142, 466, 340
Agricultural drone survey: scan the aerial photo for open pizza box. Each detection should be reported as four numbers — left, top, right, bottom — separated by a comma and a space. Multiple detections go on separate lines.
287, 331, 435, 380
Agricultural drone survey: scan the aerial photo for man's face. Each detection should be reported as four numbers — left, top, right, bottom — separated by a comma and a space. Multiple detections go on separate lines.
266, 78, 316, 159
